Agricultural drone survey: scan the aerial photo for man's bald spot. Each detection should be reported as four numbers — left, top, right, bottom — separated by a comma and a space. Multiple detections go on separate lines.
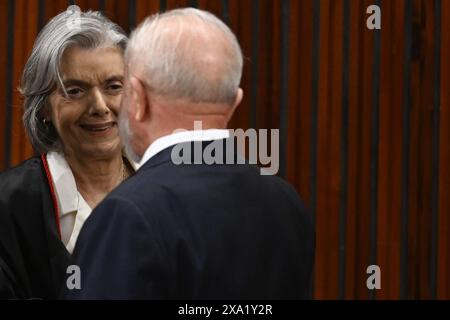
145, 14, 236, 83
126, 8, 243, 105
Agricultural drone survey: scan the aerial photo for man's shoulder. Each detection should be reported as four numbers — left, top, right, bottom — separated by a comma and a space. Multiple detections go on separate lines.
114, 160, 304, 208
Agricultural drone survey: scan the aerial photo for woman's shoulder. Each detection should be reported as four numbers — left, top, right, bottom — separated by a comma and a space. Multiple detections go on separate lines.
0, 157, 46, 195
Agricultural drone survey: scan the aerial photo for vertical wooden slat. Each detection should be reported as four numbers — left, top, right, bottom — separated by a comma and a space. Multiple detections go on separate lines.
73, 0, 88, 10
312, 0, 328, 298
249, 0, 259, 130
75, 0, 102, 12
345, 0, 361, 299
243, 0, 273, 179
221, 0, 229, 25
352, 0, 375, 299
430, 0, 441, 300
315, 0, 343, 299
377, 0, 404, 299
128, 0, 136, 30
228, 0, 251, 132
309, 0, 320, 296
22, 0, 39, 159
189, 0, 199, 7
3, 0, 15, 169
136, 0, 161, 25
309, 0, 320, 225
166, 0, 193, 10
256, 0, 273, 133
285, 0, 298, 179
368, 0, 381, 300
38, 0, 46, 31
437, 0, 450, 300
9, 0, 25, 167
197, 0, 223, 16
320, 0, 344, 299
400, 0, 413, 299
227, 0, 246, 129
9, 0, 39, 166
415, 0, 435, 299
278, 0, 289, 178
329, 0, 344, 299
407, 0, 422, 299
45, 0, 69, 22
104, 0, 130, 33
160, 0, 167, 12
0, 0, 10, 171
99, 0, 106, 12
9, 0, 23, 166
338, 0, 350, 299
294, 0, 313, 207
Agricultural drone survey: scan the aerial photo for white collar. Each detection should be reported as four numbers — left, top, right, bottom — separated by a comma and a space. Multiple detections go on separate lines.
46, 151, 80, 217
139, 129, 230, 168
46, 151, 138, 217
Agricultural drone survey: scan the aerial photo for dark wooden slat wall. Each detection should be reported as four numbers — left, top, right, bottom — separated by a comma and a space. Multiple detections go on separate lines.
0, 0, 449, 300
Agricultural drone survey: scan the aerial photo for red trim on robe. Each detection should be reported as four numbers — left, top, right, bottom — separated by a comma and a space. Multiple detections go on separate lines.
41, 153, 62, 240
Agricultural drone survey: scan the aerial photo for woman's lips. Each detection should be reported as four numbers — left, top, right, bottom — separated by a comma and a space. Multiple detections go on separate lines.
79, 122, 116, 132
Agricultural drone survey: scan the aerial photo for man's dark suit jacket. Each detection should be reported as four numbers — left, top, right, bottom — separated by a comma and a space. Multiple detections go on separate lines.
65, 139, 315, 299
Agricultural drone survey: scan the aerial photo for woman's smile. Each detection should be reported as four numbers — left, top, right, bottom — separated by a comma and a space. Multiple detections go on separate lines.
79, 121, 118, 136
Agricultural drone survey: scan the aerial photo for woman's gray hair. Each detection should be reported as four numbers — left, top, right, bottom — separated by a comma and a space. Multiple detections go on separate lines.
125, 8, 243, 105
21, 6, 128, 154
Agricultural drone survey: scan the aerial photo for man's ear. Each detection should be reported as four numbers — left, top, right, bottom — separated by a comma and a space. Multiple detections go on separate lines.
226, 88, 243, 123
129, 76, 148, 122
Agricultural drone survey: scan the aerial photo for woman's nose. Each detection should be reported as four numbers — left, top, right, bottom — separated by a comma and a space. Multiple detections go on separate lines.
89, 87, 110, 116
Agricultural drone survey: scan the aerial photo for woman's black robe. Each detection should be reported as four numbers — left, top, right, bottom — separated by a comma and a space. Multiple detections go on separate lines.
0, 156, 71, 299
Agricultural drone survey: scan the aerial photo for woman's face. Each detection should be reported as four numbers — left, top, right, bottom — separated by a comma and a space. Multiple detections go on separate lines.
48, 45, 124, 160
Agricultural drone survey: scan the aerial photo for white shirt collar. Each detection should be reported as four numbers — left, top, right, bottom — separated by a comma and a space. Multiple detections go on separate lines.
46, 151, 80, 217
46, 151, 138, 216
139, 129, 230, 168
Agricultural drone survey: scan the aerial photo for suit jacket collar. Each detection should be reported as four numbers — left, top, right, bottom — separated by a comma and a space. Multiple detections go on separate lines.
139, 137, 244, 172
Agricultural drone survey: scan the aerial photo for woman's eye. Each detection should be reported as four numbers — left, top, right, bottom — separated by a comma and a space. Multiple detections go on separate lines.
66, 87, 84, 98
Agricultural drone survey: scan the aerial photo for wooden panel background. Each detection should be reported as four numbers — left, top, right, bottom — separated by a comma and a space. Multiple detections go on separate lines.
0, 0, 448, 299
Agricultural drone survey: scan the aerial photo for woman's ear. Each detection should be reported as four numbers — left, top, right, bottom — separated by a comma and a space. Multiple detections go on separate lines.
129, 76, 148, 122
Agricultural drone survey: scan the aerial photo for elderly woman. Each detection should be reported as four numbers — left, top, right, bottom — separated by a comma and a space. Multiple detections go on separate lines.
0, 7, 134, 299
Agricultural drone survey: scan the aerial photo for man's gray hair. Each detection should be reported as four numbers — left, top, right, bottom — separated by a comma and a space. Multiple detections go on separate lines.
21, 7, 127, 154
125, 8, 243, 106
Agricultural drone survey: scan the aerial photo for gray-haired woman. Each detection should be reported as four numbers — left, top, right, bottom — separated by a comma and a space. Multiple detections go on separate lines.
0, 6, 134, 299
